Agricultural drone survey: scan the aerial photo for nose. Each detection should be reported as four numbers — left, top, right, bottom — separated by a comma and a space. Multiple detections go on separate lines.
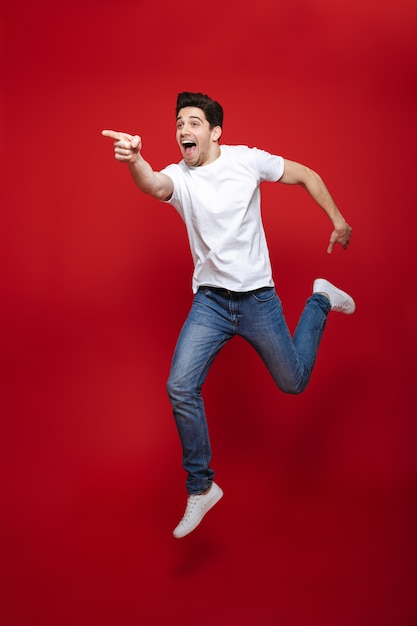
180, 122, 192, 136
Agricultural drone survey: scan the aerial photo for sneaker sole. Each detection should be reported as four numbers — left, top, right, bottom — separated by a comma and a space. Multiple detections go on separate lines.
313, 278, 356, 314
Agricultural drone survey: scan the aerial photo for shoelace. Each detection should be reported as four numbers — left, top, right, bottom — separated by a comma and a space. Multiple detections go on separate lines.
180, 495, 201, 524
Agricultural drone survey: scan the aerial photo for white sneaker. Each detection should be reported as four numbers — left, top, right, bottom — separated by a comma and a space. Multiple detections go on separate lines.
173, 482, 223, 539
313, 278, 356, 314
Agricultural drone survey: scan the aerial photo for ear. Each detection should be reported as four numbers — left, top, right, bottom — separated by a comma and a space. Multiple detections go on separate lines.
212, 126, 222, 142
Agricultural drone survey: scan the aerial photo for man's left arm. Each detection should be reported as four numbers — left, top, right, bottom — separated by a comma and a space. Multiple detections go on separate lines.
279, 159, 352, 254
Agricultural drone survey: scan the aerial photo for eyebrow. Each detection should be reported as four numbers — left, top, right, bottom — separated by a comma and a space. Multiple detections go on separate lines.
176, 115, 204, 122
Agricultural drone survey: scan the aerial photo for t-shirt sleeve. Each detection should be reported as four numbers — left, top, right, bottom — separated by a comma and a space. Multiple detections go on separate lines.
158, 163, 185, 218
251, 147, 285, 183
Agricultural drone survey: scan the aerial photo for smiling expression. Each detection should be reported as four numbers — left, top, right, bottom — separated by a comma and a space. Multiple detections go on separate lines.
176, 106, 222, 167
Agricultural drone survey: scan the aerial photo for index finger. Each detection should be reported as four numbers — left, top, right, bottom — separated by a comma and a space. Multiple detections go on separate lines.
102, 129, 132, 141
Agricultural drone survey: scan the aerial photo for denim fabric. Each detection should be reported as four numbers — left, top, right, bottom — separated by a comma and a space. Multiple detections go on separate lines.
166, 286, 331, 494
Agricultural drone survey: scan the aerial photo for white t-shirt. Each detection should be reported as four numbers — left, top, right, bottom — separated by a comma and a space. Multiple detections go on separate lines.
161, 145, 284, 293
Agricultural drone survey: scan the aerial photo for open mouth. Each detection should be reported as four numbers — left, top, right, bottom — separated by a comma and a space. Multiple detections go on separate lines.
182, 141, 196, 158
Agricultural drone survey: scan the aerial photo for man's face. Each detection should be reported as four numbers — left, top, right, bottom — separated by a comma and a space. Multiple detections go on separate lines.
176, 107, 221, 167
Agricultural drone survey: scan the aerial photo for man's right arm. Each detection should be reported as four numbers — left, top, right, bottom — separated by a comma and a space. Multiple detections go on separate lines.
102, 130, 174, 202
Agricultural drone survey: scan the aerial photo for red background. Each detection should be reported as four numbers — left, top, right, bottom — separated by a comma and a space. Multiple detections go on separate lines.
1, 1, 416, 624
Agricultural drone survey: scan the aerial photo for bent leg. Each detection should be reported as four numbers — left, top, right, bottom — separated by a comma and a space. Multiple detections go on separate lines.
239, 289, 330, 394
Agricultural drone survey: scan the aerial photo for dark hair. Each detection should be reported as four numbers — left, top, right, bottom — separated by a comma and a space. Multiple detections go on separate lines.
176, 92, 223, 129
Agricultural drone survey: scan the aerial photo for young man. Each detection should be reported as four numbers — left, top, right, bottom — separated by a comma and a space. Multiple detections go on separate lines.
102, 91, 355, 539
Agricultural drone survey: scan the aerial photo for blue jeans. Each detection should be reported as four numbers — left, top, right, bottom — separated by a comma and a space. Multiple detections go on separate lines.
166, 286, 331, 494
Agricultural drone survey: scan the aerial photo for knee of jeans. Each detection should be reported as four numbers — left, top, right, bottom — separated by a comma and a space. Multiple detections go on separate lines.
279, 378, 308, 395
166, 376, 177, 401
166, 374, 195, 402
285, 385, 305, 395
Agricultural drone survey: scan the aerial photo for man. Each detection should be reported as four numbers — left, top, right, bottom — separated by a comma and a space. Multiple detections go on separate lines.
102, 91, 355, 539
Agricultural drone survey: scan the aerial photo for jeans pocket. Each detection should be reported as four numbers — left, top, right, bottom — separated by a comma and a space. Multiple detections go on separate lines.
251, 287, 276, 302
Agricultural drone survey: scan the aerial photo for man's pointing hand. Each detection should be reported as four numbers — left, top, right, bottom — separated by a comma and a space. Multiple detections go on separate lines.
102, 130, 141, 163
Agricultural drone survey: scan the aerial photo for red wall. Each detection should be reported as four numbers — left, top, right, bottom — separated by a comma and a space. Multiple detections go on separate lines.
2, 1, 416, 624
